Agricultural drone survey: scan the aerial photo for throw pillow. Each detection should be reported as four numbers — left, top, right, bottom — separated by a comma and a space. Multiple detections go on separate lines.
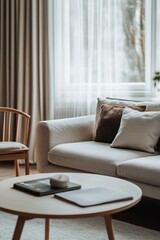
92, 97, 160, 139
110, 107, 160, 153
95, 104, 146, 143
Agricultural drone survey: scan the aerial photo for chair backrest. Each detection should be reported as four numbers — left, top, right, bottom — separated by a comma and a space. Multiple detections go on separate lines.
0, 107, 31, 146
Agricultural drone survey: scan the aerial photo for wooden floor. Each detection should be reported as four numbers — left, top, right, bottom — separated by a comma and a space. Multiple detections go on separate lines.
0, 162, 160, 232
0, 161, 38, 180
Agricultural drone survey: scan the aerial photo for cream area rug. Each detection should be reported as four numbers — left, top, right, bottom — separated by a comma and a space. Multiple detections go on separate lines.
0, 211, 159, 240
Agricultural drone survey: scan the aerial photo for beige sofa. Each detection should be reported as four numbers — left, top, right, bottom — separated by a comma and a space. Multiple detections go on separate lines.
36, 97, 160, 200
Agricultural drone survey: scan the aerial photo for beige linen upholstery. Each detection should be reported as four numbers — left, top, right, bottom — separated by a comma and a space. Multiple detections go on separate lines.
36, 115, 95, 172
48, 141, 152, 176
117, 155, 160, 187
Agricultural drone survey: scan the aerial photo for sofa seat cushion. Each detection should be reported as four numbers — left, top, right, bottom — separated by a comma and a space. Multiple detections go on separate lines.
117, 155, 160, 187
48, 141, 151, 176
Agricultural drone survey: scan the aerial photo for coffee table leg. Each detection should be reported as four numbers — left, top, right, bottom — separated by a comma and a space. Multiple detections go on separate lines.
45, 218, 50, 240
104, 215, 115, 240
12, 216, 26, 240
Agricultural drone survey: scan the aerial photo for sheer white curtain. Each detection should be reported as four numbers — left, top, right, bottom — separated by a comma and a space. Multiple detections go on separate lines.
48, 0, 145, 119
146, 0, 160, 97
155, 1, 160, 71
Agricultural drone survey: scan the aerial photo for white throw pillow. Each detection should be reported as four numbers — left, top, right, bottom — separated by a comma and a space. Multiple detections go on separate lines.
110, 107, 160, 153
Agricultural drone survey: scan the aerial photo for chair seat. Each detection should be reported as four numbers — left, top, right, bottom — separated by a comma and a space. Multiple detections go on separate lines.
0, 141, 27, 153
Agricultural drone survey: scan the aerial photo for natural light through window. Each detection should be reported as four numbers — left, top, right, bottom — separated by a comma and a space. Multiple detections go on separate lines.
48, 0, 158, 118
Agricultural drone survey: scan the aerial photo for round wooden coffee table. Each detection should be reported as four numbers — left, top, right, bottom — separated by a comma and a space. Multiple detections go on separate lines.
0, 173, 142, 240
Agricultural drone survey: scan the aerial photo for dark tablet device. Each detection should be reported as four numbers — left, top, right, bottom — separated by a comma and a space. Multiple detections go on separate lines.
13, 177, 81, 196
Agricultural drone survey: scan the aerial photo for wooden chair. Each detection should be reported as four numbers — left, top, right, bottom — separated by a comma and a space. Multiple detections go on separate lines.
0, 107, 31, 176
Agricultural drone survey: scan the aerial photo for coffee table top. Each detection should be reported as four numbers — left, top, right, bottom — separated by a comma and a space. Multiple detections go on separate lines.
0, 173, 142, 219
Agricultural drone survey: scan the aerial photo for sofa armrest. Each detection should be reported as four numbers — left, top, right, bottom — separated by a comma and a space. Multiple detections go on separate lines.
35, 115, 95, 172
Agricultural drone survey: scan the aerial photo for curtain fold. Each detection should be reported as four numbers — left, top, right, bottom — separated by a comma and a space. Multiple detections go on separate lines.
0, 0, 50, 162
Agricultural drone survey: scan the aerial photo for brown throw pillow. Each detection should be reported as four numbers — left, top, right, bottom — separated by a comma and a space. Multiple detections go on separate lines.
95, 104, 146, 143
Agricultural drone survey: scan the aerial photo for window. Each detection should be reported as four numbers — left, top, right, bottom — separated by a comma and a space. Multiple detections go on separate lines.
48, 0, 159, 118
